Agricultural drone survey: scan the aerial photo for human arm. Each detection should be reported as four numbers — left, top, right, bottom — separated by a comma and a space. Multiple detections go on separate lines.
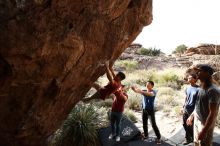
109, 63, 116, 78
105, 62, 114, 83
181, 96, 187, 114
115, 87, 128, 102
131, 86, 155, 96
120, 92, 128, 102
182, 88, 188, 111
197, 103, 219, 140
186, 111, 195, 126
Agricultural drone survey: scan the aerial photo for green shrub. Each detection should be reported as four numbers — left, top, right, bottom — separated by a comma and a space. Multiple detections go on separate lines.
115, 60, 138, 71
154, 71, 179, 84
137, 47, 161, 56
122, 69, 155, 86
166, 81, 182, 90
150, 68, 184, 90
53, 104, 106, 146
174, 106, 182, 116
98, 98, 113, 108
123, 109, 138, 123
126, 89, 141, 110
156, 87, 179, 107
172, 44, 187, 54
163, 106, 172, 113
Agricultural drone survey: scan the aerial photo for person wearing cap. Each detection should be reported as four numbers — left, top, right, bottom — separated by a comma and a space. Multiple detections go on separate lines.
181, 74, 199, 145
186, 64, 220, 146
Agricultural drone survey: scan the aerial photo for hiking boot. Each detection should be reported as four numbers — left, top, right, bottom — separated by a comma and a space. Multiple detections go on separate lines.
182, 139, 193, 145
142, 135, 149, 140
116, 136, 120, 142
141, 132, 148, 140
155, 138, 161, 145
108, 134, 113, 140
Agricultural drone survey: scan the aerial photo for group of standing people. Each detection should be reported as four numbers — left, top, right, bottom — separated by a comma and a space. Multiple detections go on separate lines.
83, 62, 220, 146
182, 64, 220, 146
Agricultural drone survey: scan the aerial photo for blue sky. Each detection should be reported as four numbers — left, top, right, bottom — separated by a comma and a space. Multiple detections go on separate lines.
133, 0, 220, 54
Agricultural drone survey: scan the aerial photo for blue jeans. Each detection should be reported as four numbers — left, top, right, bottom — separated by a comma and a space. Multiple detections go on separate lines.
111, 112, 122, 136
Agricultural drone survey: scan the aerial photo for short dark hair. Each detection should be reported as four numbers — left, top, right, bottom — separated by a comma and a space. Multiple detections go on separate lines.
117, 72, 126, 80
190, 73, 197, 79
194, 64, 214, 75
147, 80, 154, 87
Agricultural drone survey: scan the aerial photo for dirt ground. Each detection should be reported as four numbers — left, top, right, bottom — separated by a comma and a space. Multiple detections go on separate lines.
134, 110, 220, 146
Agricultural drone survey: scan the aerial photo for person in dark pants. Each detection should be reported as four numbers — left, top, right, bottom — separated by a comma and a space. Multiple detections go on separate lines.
187, 64, 220, 146
131, 81, 161, 144
181, 74, 199, 145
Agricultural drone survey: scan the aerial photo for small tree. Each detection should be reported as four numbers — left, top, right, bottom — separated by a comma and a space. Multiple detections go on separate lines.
173, 44, 187, 54
137, 47, 161, 56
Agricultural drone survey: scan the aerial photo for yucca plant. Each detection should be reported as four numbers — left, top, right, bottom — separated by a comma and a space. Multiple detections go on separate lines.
54, 104, 101, 146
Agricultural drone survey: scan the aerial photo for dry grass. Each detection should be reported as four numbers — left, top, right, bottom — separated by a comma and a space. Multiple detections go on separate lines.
125, 89, 141, 110
95, 68, 187, 112
123, 108, 138, 123
115, 60, 138, 71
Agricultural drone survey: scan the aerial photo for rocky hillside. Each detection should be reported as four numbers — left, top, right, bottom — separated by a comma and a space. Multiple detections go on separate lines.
0, 1, 152, 146
186, 44, 220, 55
119, 45, 179, 70
119, 44, 220, 71
118, 44, 220, 85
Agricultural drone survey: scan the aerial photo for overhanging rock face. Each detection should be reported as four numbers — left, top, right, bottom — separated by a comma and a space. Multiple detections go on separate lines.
0, 0, 152, 145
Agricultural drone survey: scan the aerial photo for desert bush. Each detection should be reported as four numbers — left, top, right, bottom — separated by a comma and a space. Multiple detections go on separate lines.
174, 106, 182, 116
115, 60, 138, 71
172, 44, 187, 54
122, 69, 155, 86
98, 98, 113, 108
123, 108, 138, 123
163, 106, 172, 113
166, 81, 182, 90
151, 68, 185, 90
137, 47, 161, 56
125, 89, 141, 110
53, 104, 108, 146
156, 87, 179, 107
153, 71, 179, 84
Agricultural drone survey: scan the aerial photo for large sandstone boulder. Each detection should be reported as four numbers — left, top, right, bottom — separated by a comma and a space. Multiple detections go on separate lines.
185, 55, 220, 85
186, 44, 220, 55
0, 0, 152, 145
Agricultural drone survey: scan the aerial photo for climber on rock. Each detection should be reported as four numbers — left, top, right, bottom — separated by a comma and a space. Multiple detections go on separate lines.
82, 61, 126, 103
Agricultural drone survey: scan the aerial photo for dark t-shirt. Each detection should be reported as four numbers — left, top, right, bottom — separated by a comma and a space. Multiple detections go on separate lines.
184, 85, 199, 114
142, 90, 156, 110
195, 84, 220, 123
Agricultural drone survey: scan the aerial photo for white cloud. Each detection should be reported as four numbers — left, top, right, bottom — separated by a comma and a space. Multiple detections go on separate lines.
133, 0, 220, 54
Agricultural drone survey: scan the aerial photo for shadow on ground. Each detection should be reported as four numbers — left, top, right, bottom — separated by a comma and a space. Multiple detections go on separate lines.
99, 116, 220, 146
99, 117, 174, 146
168, 127, 220, 146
